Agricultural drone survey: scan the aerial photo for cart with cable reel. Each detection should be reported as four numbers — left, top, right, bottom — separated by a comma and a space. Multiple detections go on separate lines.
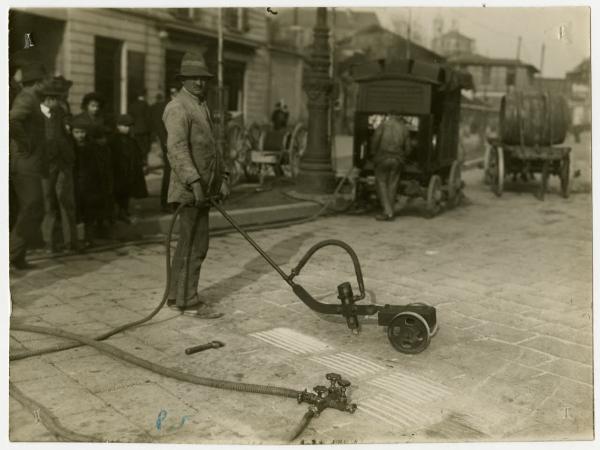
350, 59, 473, 217
483, 90, 571, 200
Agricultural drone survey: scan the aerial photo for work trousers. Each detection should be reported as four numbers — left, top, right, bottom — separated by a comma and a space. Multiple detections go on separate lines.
168, 206, 210, 307
10, 171, 44, 263
42, 166, 78, 250
374, 157, 402, 217
160, 141, 171, 210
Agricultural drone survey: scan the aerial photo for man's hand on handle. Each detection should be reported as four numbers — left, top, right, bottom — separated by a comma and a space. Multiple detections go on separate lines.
191, 181, 206, 208
219, 179, 230, 201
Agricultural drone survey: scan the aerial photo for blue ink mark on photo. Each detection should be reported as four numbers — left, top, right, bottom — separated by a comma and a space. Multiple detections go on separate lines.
156, 409, 168, 430
180, 415, 190, 427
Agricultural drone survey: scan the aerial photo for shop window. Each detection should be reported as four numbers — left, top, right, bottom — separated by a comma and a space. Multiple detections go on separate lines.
506, 67, 516, 87
94, 36, 122, 118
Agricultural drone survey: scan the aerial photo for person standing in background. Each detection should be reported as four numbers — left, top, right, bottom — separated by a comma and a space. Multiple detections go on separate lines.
9, 62, 49, 270
39, 79, 79, 254
110, 114, 148, 223
128, 89, 152, 168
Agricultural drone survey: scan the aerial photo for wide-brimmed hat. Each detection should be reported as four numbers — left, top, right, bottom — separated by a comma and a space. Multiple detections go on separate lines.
176, 52, 213, 79
20, 62, 47, 84
41, 79, 65, 97
53, 75, 73, 92
116, 114, 134, 126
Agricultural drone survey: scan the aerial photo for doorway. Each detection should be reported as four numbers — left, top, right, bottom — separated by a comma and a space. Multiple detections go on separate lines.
94, 36, 122, 120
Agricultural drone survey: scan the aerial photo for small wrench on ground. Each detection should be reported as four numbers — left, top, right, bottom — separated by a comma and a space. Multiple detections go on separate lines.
184, 341, 225, 355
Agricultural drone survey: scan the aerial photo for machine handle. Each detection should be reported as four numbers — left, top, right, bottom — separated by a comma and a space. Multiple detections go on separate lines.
289, 240, 366, 300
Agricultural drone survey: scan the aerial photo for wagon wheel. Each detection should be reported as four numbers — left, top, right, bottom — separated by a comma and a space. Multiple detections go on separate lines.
560, 153, 571, 199
289, 123, 308, 178
243, 123, 263, 182
483, 144, 492, 185
426, 175, 443, 218
225, 123, 245, 186
447, 160, 463, 208
489, 145, 504, 197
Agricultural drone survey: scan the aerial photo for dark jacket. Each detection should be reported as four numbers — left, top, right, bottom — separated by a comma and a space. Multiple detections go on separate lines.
9, 86, 47, 176
44, 106, 75, 170
150, 100, 168, 146
110, 133, 149, 199
74, 138, 114, 222
128, 98, 151, 135
162, 88, 225, 204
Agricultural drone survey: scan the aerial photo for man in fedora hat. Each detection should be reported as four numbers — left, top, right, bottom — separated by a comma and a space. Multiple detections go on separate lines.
162, 51, 230, 318
40, 78, 79, 254
9, 61, 49, 270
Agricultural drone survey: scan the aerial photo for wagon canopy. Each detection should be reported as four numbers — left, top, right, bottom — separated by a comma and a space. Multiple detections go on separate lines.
351, 58, 473, 91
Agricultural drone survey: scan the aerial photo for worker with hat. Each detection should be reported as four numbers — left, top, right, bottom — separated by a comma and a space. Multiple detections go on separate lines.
162, 51, 230, 317
39, 78, 79, 254
9, 61, 49, 270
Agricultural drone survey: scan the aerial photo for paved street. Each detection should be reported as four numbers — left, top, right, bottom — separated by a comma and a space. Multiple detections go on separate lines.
8, 135, 593, 444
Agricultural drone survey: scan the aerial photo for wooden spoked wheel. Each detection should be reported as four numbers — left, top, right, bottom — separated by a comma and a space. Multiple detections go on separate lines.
426, 175, 443, 218
489, 145, 504, 197
560, 153, 571, 199
447, 160, 463, 208
289, 123, 307, 178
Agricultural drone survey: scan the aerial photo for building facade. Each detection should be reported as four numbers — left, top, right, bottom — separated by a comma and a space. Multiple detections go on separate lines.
566, 57, 591, 130
448, 53, 539, 108
9, 7, 306, 125
432, 29, 475, 58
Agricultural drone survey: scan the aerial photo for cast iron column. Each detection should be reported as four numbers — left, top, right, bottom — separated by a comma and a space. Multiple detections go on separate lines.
297, 7, 335, 193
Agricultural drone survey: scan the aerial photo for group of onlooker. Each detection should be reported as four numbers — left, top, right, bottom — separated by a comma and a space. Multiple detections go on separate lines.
8, 59, 165, 270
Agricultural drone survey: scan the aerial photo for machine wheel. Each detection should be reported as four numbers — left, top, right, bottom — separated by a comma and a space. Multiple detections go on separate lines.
560, 153, 571, 199
387, 312, 431, 354
426, 175, 443, 218
489, 145, 504, 197
447, 160, 463, 208
225, 123, 245, 186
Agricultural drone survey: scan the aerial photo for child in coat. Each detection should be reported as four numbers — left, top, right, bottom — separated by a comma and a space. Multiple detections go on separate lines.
110, 114, 148, 223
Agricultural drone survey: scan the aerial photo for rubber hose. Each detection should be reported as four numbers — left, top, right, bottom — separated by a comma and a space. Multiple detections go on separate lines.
12, 324, 301, 400
289, 409, 315, 442
9, 382, 101, 442
10, 203, 185, 362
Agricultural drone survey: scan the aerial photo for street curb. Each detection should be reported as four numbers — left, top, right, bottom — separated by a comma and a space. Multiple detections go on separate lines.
134, 201, 322, 236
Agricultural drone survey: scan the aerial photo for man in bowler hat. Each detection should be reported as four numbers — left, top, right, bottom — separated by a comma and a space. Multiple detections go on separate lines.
162, 52, 230, 317
9, 61, 49, 270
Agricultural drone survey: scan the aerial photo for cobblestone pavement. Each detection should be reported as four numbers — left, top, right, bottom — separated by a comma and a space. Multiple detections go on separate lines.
8, 140, 593, 444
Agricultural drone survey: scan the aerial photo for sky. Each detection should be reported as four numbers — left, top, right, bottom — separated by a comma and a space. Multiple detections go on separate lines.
371, 7, 590, 78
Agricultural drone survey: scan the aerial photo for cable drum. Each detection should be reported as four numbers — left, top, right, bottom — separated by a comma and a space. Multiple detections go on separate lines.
499, 90, 569, 146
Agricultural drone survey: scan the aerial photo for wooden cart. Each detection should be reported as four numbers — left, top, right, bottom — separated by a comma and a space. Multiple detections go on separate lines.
484, 139, 571, 200
351, 59, 473, 217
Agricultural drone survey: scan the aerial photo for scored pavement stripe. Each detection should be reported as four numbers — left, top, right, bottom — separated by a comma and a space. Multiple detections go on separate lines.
358, 394, 435, 429
309, 353, 386, 378
249, 328, 332, 354
368, 371, 452, 404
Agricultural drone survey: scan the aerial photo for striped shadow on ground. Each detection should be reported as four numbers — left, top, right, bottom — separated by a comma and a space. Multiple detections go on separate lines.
357, 394, 442, 430
249, 328, 332, 354
368, 371, 452, 404
308, 352, 386, 378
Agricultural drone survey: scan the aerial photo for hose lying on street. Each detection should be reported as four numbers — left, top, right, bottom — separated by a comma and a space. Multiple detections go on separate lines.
9, 382, 101, 442
11, 170, 354, 362
10, 203, 185, 362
